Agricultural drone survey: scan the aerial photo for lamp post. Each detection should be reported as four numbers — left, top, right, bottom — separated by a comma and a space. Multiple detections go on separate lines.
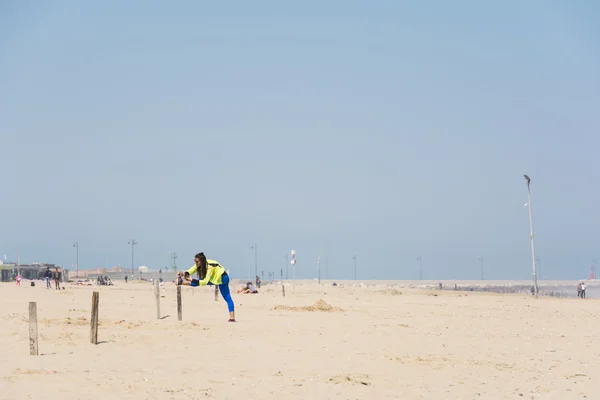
524, 174, 539, 298
128, 239, 137, 278
317, 255, 321, 284
251, 244, 258, 281
73, 242, 79, 277
290, 250, 296, 290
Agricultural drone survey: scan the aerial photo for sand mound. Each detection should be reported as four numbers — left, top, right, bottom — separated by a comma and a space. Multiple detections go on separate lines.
274, 299, 343, 312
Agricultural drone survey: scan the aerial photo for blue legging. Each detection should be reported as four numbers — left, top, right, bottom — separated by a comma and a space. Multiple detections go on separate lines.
206, 274, 235, 312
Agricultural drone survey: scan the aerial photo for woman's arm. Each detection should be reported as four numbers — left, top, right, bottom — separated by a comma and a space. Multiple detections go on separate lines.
186, 264, 198, 276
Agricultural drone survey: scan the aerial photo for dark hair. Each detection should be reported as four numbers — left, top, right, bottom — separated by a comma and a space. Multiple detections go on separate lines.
195, 252, 207, 280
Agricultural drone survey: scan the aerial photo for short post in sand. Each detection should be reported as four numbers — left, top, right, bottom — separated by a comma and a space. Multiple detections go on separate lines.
177, 285, 182, 321
214, 285, 218, 301
90, 292, 99, 344
29, 302, 38, 355
155, 279, 161, 319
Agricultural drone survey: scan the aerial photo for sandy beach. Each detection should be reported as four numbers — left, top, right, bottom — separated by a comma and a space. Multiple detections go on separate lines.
1, 280, 598, 399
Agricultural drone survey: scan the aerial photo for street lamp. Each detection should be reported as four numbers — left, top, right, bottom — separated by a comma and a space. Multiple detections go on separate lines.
73, 242, 79, 277
251, 244, 258, 281
290, 250, 296, 290
524, 174, 539, 298
128, 239, 137, 278
317, 255, 321, 284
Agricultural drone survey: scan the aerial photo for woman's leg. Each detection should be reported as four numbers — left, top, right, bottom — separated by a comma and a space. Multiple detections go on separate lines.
218, 275, 235, 321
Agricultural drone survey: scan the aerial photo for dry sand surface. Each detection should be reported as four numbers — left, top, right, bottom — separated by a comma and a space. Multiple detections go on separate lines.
1, 280, 599, 399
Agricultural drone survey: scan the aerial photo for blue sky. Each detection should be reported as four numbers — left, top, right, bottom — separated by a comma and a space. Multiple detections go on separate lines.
1, 1, 599, 280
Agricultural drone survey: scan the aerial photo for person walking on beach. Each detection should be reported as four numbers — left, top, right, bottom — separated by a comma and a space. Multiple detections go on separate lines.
44, 267, 52, 289
581, 282, 586, 299
178, 252, 236, 322
54, 268, 61, 290
16, 274, 22, 287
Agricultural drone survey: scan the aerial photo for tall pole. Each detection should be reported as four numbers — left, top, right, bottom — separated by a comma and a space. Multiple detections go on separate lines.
353, 254, 357, 280
317, 256, 321, 284
73, 242, 79, 278
251, 244, 258, 281
479, 257, 484, 280
285, 254, 288, 279
290, 250, 296, 290
524, 175, 539, 298
418, 256, 422, 280
536, 256, 541, 280
128, 239, 137, 278
17, 249, 20, 277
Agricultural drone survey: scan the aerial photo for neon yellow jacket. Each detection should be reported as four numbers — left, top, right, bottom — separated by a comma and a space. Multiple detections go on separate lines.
187, 259, 226, 286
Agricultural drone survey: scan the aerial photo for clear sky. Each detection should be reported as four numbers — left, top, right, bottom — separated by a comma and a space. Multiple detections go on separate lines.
2, 1, 599, 280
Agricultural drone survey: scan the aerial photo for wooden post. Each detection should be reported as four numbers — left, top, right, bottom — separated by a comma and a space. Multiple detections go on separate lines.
214, 285, 218, 301
90, 292, 99, 344
28, 302, 38, 355
282, 284, 285, 297
177, 285, 182, 321
155, 279, 161, 319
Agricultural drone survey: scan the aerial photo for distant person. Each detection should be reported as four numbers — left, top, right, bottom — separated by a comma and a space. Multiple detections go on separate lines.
16, 274, 22, 287
44, 267, 52, 289
124, 275, 128, 283
256, 275, 261, 289
54, 268, 61, 290
577, 282, 583, 298
239, 282, 258, 294
581, 282, 586, 299
177, 252, 236, 322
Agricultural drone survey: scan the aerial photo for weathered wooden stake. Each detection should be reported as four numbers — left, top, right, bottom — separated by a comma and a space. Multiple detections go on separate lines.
29, 302, 38, 355
90, 292, 99, 344
214, 285, 218, 301
155, 279, 161, 319
177, 285, 182, 321
282, 284, 286, 297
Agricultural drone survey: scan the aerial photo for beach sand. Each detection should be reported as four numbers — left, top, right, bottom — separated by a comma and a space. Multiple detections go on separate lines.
1, 280, 598, 399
